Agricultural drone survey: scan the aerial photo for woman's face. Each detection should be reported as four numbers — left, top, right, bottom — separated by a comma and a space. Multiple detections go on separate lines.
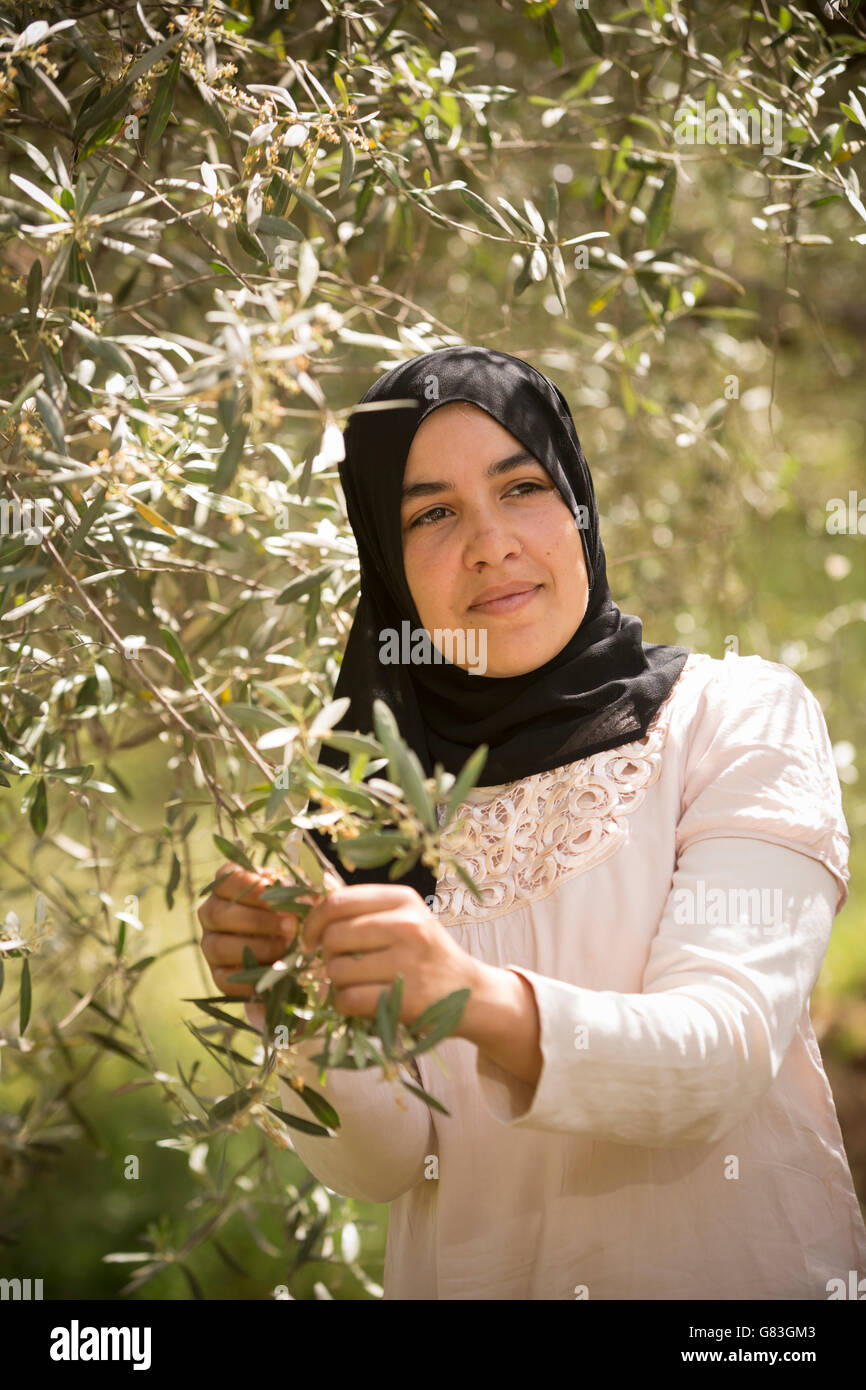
400, 402, 589, 678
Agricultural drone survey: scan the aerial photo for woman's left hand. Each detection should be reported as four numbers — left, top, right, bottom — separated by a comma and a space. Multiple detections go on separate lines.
300, 879, 481, 1028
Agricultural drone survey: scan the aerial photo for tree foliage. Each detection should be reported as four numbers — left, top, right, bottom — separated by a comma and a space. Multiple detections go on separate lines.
1, 0, 864, 1297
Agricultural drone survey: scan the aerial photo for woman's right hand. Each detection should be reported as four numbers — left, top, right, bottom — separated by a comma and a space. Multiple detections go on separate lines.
197, 862, 328, 1003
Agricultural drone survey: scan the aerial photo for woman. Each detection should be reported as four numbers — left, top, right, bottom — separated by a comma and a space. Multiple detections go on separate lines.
199, 345, 866, 1300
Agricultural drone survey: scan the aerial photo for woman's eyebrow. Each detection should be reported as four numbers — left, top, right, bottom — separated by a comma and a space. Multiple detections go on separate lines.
400, 450, 538, 503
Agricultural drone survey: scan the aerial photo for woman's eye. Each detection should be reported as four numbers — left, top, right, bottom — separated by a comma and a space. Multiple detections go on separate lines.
409, 481, 546, 529
410, 506, 449, 529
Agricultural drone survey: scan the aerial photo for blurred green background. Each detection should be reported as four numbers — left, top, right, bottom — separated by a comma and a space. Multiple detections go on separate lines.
1, 0, 865, 1298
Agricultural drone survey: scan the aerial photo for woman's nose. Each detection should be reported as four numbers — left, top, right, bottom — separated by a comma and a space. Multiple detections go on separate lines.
462, 517, 523, 568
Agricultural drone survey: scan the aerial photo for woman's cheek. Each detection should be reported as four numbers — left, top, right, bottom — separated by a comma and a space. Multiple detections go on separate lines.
407, 548, 452, 623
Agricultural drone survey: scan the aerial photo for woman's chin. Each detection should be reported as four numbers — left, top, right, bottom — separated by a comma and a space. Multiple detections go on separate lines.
476, 643, 554, 679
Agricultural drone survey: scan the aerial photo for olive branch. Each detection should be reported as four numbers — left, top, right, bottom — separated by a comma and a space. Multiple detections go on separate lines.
183, 697, 490, 1144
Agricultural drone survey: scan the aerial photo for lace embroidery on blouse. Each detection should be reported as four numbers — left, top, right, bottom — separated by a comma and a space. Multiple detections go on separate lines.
429, 652, 709, 925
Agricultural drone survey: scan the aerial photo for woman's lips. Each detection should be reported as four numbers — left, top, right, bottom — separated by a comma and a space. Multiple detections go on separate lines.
469, 585, 541, 615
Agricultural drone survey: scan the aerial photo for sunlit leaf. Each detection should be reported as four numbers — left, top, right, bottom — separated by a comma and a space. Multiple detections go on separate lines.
132, 500, 177, 537
160, 626, 193, 681
212, 836, 254, 870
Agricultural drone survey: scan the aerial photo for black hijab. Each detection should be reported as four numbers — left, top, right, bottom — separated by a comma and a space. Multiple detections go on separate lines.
305, 345, 690, 903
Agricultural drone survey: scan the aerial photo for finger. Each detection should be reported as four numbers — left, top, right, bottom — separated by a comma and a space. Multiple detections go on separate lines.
331, 984, 392, 1020
209, 965, 255, 999
327, 947, 401, 990
302, 885, 407, 954
319, 916, 397, 962
199, 897, 300, 938
201, 930, 290, 969
213, 862, 281, 906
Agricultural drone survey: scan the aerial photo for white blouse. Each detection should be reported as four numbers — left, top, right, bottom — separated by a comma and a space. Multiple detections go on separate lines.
260, 651, 866, 1299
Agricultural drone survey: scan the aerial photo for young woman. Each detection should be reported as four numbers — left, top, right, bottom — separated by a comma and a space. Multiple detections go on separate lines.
199, 345, 866, 1300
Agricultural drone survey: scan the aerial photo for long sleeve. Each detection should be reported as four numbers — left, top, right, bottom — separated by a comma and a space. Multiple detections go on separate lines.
246, 1000, 435, 1202
477, 837, 837, 1142
474, 658, 850, 1145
